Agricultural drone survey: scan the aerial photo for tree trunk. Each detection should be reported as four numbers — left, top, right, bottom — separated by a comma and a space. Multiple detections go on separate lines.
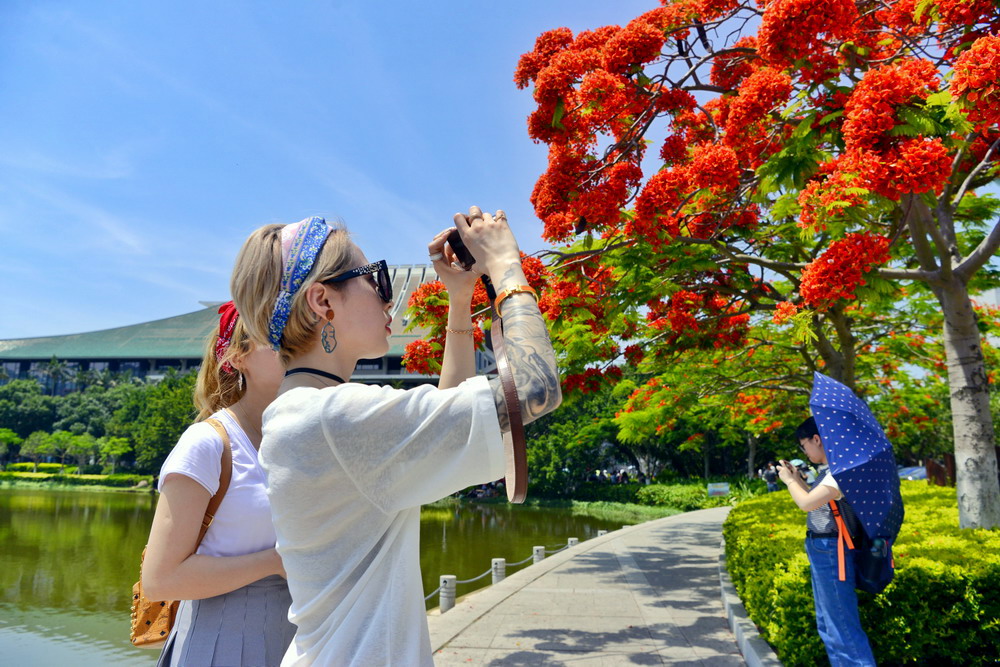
747, 433, 758, 479
938, 278, 1000, 529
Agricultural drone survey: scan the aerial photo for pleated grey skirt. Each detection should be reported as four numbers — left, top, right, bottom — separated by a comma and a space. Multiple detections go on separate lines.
156, 575, 296, 667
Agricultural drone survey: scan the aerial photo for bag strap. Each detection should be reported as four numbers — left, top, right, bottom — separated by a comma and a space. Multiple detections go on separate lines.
197, 418, 233, 545
483, 276, 527, 504
829, 499, 856, 583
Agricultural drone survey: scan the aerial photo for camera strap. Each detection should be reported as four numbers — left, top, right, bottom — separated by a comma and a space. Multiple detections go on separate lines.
483, 275, 528, 504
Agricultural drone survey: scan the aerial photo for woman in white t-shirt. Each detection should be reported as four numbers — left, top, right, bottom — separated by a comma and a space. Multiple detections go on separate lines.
230, 209, 562, 665
143, 302, 295, 666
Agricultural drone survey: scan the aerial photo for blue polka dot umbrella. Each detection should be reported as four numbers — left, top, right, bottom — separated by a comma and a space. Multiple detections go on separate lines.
809, 372, 904, 540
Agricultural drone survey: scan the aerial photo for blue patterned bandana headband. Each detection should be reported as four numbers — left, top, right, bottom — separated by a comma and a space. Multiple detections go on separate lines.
268, 217, 333, 350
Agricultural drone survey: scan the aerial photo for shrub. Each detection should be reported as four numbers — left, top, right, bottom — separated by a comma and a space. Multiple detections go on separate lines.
571, 482, 642, 503
572, 478, 767, 510
5, 462, 67, 473
723, 482, 1000, 665
0, 471, 152, 488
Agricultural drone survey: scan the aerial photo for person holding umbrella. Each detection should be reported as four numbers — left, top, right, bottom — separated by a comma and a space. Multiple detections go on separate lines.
779, 372, 905, 667
778, 416, 876, 666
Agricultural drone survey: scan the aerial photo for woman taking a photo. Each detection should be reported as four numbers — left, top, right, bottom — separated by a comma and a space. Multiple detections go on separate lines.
143, 302, 295, 666
230, 208, 561, 665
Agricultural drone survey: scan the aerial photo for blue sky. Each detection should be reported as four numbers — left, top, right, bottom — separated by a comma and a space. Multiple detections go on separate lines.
1, 0, 656, 339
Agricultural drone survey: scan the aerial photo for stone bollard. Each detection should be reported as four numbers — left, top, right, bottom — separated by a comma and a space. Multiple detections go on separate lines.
439, 575, 457, 613
492, 558, 506, 585
597, 529, 608, 537
568, 537, 579, 547
533, 546, 545, 564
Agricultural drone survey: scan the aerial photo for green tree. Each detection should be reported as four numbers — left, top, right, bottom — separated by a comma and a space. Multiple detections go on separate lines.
0, 379, 57, 437
97, 436, 131, 474
110, 370, 198, 473
19, 431, 55, 471
65, 433, 99, 473
41, 357, 70, 396
47, 430, 75, 466
516, 3, 1000, 527
0, 427, 22, 466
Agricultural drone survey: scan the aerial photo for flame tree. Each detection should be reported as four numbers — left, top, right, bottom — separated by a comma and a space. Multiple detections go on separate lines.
507, 0, 1000, 528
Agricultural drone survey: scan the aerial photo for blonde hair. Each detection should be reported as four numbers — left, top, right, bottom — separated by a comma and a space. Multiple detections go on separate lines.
230, 222, 355, 366
193, 317, 252, 420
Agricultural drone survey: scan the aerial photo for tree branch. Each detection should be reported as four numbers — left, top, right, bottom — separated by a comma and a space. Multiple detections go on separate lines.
956, 214, 1000, 282
901, 194, 941, 275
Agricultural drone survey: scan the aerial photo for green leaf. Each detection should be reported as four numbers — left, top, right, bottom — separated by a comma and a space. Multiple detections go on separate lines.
818, 110, 843, 125
771, 192, 801, 220
897, 107, 940, 135
924, 91, 952, 107
914, 0, 936, 22
792, 115, 816, 140
551, 97, 566, 130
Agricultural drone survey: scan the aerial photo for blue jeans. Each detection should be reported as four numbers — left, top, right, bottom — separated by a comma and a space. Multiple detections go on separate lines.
805, 538, 876, 667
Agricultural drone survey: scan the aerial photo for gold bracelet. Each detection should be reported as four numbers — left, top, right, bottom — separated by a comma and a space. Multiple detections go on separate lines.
495, 285, 538, 318
446, 326, 475, 335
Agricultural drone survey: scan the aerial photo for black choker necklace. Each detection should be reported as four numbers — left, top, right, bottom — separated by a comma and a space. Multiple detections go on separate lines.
285, 367, 347, 385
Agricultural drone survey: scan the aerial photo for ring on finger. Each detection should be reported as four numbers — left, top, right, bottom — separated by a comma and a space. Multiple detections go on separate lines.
429, 252, 444, 261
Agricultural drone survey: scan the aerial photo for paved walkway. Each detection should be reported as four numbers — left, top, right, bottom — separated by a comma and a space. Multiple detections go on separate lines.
427, 506, 745, 666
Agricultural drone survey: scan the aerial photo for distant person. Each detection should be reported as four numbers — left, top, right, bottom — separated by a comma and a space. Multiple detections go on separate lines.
763, 463, 779, 492
778, 417, 876, 667
229, 210, 561, 664
142, 303, 294, 666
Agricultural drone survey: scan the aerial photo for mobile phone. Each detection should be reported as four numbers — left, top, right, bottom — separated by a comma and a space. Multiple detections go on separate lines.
446, 229, 476, 271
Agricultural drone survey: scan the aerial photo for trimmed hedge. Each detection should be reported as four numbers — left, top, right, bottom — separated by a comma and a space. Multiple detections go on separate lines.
723, 482, 1000, 665
0, 472, 153, 488
5, 462, 68, 473
573, 478, 766, 511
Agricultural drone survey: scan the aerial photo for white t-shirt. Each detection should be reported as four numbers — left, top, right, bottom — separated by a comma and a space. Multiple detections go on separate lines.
818, 466, 843, 498
158, 409, 277, 558
260, 375, 505, 667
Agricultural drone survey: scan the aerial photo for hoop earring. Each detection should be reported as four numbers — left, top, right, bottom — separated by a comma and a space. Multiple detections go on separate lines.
321, 321, 338, 354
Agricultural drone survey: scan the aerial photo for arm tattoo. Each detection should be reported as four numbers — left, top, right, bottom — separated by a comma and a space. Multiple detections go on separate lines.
487, 265, 562, 429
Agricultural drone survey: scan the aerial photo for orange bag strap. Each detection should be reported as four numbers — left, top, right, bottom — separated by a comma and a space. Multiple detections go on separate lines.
829, 499, 856, 582
197, 418, 233, 545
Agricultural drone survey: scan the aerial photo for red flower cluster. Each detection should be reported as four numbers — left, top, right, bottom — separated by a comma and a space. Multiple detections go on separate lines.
952, 34, 1000, 130
402, 339, 440, 376
757, 0, 858, 71
645, 289, 750, 349
771, 301, 799, 324
843, 59, 940, 151
935, 0, 999, 30
725, 68, 793, 138
797, 171, 865, 231
690, 144, 741, 192
799, 233, 891, 309
733, 392, 784, 433
838, 60, 952, 199
407, 280, 448, 321
403, 254, 551, 373
563, 366, 623, 394
601, 9, 673, 74
710, 36, 759, 90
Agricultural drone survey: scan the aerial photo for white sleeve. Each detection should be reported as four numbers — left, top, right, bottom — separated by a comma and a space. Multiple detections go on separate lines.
819, 471, 842, 495
158, 421, 224, 495
319, 375, 505, 513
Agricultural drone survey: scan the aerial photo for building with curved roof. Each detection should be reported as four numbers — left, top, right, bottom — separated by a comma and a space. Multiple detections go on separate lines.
0, 264, 485, 390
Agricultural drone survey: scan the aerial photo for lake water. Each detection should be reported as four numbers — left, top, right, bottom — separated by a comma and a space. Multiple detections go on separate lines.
0, 488, 620, 665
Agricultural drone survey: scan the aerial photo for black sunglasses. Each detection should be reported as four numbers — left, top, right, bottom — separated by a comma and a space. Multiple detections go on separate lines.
323, 260, 393, 304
